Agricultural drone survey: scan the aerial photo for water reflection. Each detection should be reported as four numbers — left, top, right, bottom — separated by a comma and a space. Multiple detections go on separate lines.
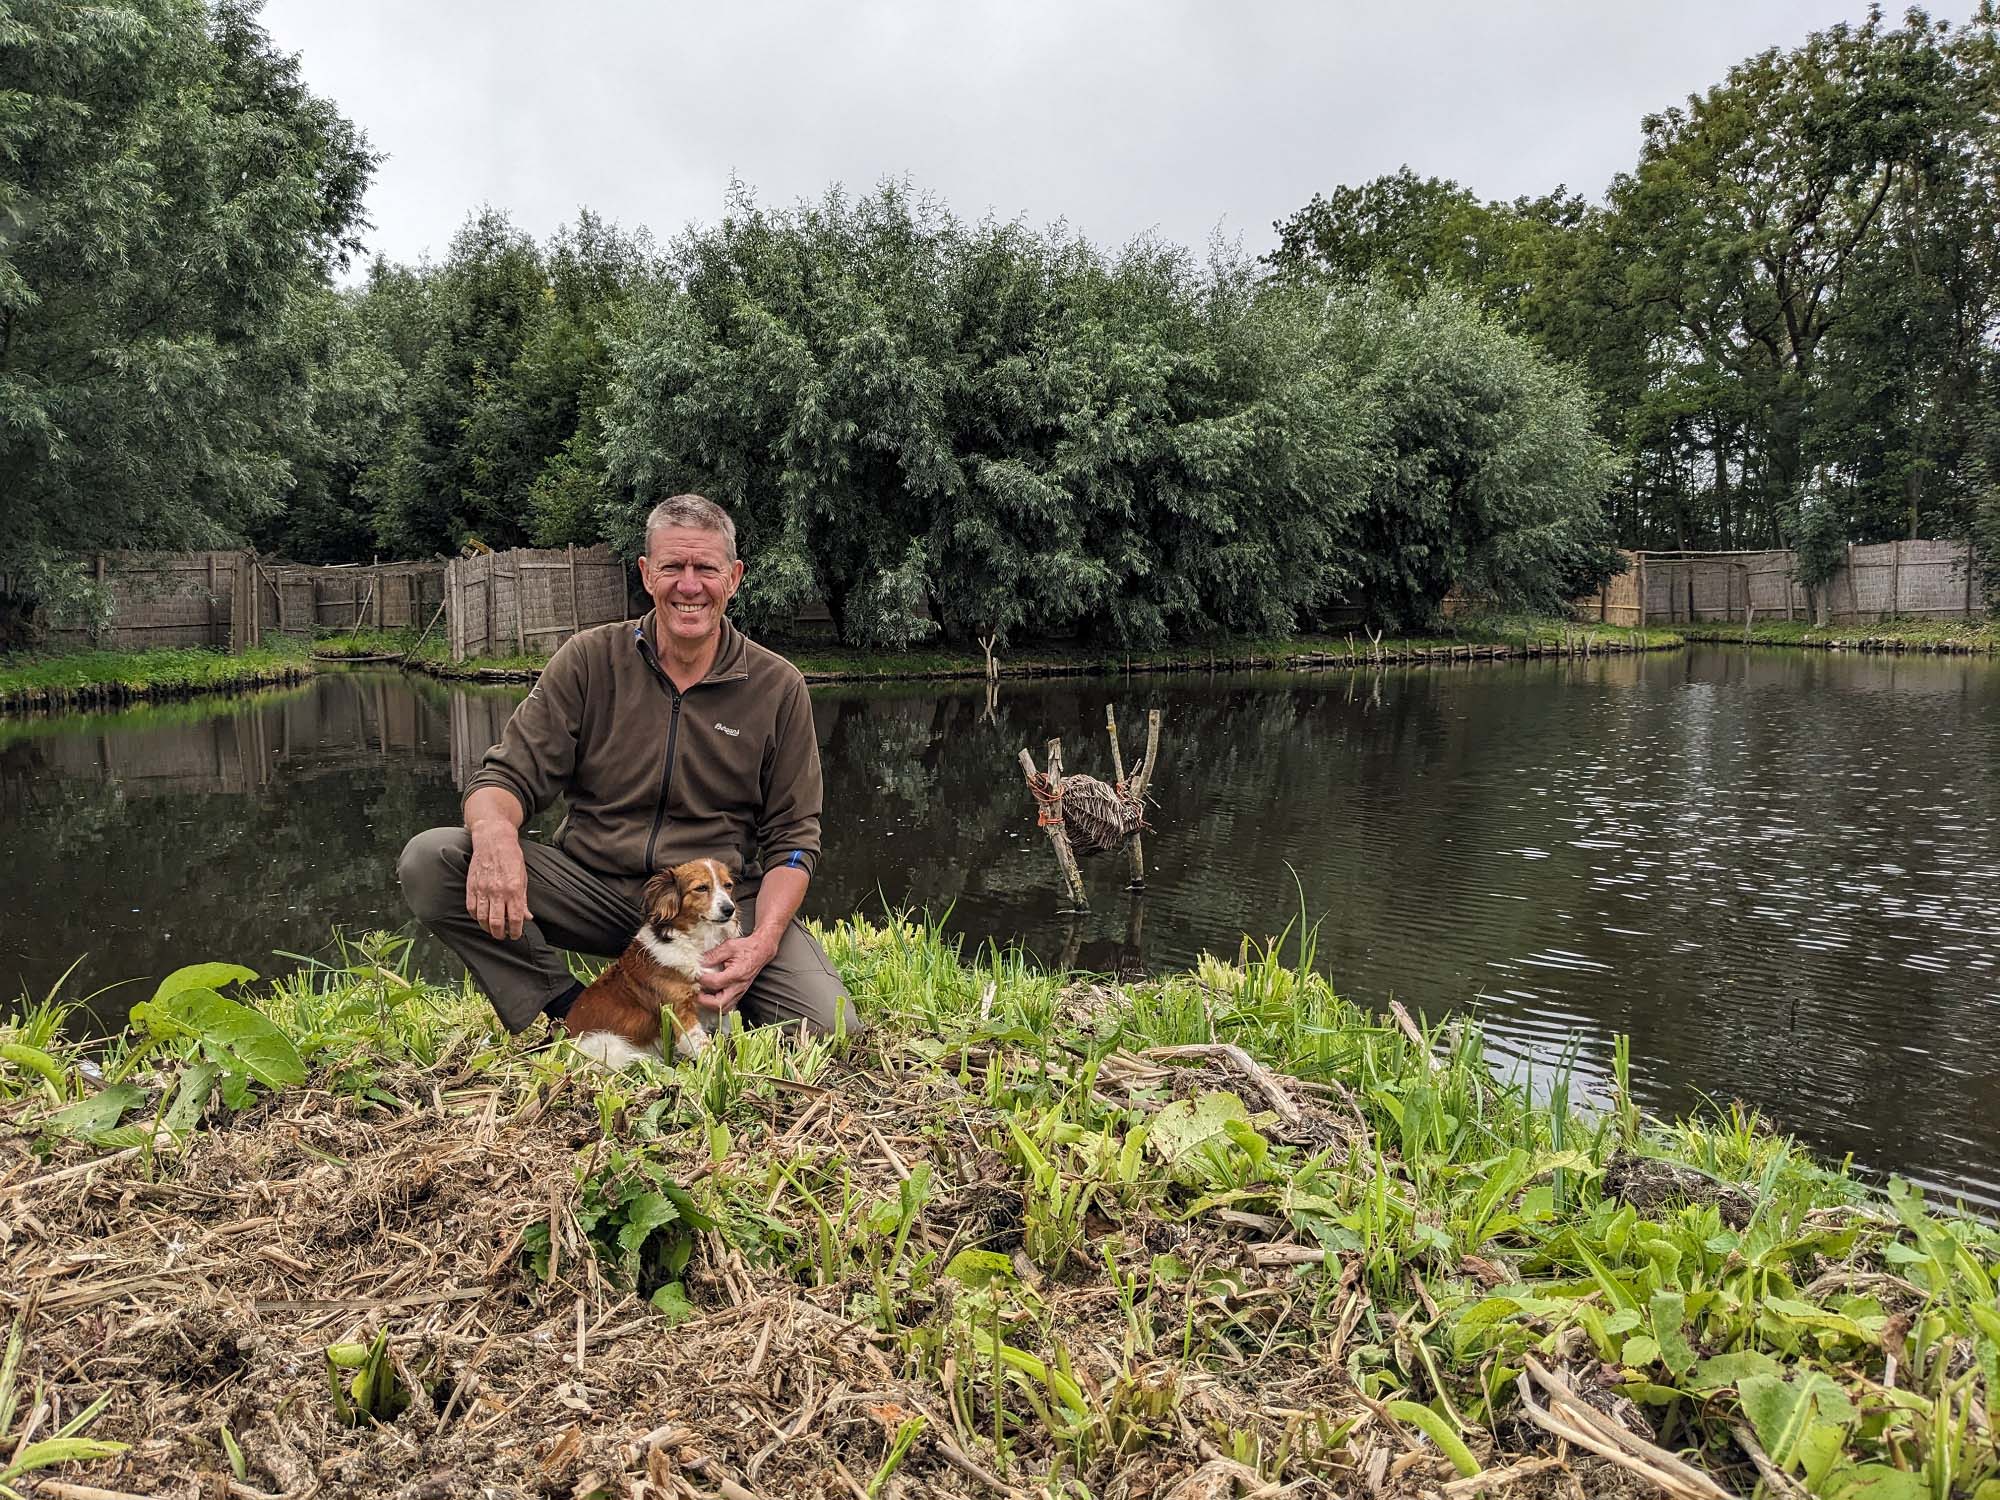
1, 650, 1996, 1207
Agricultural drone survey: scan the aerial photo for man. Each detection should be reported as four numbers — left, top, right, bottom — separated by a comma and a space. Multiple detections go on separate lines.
398, 494, 857, 1042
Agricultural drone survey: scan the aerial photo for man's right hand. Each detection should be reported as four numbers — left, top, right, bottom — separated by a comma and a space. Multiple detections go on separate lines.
465, 806, 531, 941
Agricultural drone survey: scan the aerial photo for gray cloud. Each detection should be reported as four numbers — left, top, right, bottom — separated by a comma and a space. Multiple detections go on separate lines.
261, 0, 1914, 272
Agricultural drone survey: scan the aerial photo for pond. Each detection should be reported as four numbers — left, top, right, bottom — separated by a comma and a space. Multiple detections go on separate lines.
3, 646, 1997, 1208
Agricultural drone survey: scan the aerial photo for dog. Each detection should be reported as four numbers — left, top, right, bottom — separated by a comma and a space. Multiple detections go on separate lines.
561, 858, 739, 1067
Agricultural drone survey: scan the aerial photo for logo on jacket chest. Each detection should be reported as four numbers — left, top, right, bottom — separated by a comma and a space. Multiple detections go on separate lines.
712, 721, 741, 737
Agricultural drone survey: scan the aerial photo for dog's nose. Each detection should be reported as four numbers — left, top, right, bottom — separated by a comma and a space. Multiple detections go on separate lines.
717, 898, 736, 918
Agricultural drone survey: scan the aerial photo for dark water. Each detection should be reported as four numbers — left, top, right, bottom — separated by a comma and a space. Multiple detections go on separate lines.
3, 649, 1997, 1207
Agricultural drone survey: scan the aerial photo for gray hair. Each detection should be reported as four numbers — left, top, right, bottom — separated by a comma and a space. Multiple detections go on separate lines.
643, 494, 738, 561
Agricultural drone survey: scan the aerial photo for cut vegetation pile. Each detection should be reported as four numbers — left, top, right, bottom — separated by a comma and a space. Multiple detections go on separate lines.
2, 924, 1995, 1500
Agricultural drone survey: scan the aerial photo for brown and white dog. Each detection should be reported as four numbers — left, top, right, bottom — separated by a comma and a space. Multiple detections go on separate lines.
562, 858, 739, 1067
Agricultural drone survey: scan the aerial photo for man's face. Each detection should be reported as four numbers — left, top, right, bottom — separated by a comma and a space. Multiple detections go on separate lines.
639, 526, 744, 649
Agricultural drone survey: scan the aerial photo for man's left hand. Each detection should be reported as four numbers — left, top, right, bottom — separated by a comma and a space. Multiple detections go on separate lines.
699, 931, 777, 1015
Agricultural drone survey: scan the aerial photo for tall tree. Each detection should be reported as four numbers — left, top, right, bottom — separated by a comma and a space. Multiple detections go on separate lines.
1606, 5, 1998, 549
0, 0, 373, 617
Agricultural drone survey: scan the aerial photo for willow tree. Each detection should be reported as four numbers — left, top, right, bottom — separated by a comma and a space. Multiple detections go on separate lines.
602, 183, 1376, 649
0, 0, 373, 619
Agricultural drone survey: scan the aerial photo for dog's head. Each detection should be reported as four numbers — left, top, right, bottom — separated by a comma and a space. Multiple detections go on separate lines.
643, 858, 738, 936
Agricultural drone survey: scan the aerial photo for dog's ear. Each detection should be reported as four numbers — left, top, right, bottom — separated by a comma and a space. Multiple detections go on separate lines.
643, 871, 679, 921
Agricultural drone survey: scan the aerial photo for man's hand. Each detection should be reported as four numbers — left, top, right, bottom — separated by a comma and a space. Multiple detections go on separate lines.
698, 930, 778, 1016
465, 820, 531, 940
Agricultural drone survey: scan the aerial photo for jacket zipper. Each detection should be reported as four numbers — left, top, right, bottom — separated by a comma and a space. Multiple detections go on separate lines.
636, 630, 683, 873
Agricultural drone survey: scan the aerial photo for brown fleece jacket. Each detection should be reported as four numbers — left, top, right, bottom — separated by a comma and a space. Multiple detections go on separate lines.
463, 613, 822, 890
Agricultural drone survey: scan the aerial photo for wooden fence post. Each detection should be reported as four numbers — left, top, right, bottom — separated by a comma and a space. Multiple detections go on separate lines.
1846, 541, 1860, 622
513, 554, 527, 654
1634, 552, 1646, 628
1890, 539, 1902, 618
1967, 539, 1978, 617
92, 553, 106, 647
567, 544, 581, 639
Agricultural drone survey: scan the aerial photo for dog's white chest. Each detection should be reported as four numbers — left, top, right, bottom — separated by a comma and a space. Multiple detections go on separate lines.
635, 924, 711, 974
571, 1030, 661, 1069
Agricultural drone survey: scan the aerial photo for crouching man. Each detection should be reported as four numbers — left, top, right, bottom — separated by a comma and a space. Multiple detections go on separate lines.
399, 494, 858, 1043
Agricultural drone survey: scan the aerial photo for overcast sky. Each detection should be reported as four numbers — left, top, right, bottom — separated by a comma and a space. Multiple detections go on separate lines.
261, 0, 1921, 274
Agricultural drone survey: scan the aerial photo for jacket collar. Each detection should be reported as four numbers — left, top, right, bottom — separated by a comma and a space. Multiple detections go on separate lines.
636, 611, 750, 686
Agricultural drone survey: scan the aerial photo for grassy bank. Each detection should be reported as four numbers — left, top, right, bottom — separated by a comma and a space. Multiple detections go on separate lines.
0, 620, 1686, 707
1677, 616, 2000, 653
4, 923, 1992, 1499
405, 617, 1684, 684
0, 640, 314, 713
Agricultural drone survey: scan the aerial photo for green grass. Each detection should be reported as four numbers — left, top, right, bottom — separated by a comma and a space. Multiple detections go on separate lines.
5, 917, 1993, 1498
0, 641, 313, 713
1677, 615, 2000, 652
3, 617, 1683, 705
303, 627, 423, 659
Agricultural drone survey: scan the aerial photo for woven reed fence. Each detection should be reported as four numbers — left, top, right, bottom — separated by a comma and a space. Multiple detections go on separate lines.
443, 544, 631, 663
1, 552, 451, 652
0, 551, 257, 651
251, 560, 446, 644
1630, 539, 1979, 626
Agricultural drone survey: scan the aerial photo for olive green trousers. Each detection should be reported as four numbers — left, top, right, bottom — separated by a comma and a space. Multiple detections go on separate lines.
398, 827, 857, 1039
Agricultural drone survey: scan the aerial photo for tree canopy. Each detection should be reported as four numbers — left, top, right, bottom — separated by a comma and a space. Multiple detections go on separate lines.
1269, 5, 2000, 564
597, 184, 1612, 645
18, 0, 1991, 640
1, 0, 374, 614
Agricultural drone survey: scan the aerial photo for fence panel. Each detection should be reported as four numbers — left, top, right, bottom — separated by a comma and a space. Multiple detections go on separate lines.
445, 545, 629, 663
1628, 540, 1979, 626
255, 560, 446, 640
14, 550, 248, 650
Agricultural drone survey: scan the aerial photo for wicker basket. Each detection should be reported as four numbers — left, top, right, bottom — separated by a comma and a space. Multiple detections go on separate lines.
1059, 773, 1147, 856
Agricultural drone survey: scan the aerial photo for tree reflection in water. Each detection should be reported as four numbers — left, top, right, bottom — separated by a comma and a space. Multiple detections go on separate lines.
4, 650, 2000, 1206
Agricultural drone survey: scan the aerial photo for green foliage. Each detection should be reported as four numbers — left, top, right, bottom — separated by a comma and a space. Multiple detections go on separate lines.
1271, 9, 2000, 559
367, 210, 653, 559
126, 962, 303, 1107
9, 920, 2000, 1493
0, 643, 311, 710
0, 0, 374, 616
324, 1330, 408, 1427
598, 182, 1607, 646
1312, 285, 1621, 630
1791, 480, 1853, 620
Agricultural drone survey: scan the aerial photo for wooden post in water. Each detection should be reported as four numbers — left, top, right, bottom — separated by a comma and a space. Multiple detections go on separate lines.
1018, 739, 1089, 912
1104, 705, 1148, 889
1125, 708, 1161, 890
